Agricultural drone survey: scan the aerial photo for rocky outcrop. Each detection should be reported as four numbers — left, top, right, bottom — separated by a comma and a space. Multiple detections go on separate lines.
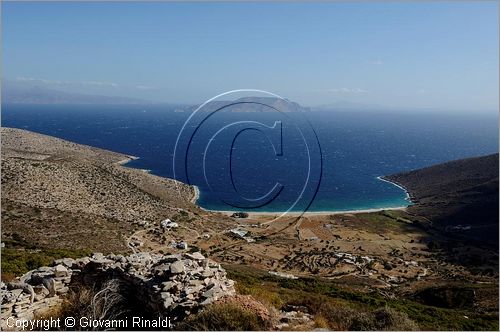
1, 252, 235, 328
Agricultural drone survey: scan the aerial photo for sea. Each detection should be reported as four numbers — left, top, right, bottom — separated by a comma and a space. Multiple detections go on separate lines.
2, 103, 498, 213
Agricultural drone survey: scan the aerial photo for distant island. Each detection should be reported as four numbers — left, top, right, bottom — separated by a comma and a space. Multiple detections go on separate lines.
2, 82, 154, 105
189, 96, 311, 113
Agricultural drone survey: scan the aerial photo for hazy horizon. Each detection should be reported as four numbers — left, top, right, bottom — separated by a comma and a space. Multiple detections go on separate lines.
2, 2, 499, 113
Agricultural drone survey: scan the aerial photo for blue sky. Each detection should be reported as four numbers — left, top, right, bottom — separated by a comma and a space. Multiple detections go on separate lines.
2, 1, 498, 111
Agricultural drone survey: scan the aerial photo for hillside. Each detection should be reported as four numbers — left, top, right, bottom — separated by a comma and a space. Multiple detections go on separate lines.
383, 153, 499, 245
1, 127, 197, 254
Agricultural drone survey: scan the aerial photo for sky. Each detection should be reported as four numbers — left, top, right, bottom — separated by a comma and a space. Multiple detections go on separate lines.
2, 1, 499, 111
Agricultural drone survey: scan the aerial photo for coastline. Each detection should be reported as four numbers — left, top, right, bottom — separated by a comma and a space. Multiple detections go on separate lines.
377, 175, 413, 202
214, 206, 407, 217
120, 156, 411, 217
191, 185, 200, 204
116, 156, 152, 173
117, 154, 199, 201
115, 155, 139, 165
196, 175, 411, 217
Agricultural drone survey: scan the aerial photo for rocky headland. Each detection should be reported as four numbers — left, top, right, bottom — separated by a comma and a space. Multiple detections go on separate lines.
383, 153, 499, 245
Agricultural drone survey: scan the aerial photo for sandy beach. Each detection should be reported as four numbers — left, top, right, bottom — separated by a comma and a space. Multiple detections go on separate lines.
195, 176, 411, 218
213, 206, 408, 218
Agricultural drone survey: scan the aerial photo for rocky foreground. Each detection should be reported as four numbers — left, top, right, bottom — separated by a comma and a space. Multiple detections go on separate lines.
1, 252, 235, 329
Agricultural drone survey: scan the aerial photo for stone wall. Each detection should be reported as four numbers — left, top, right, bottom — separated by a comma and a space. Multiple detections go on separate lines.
1, 252, 235, 329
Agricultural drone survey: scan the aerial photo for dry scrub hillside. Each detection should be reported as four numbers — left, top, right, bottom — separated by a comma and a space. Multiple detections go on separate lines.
1, 127, 197, 253
383, 153, 499, 245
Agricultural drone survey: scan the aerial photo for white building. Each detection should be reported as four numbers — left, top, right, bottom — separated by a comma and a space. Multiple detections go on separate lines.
161, 218, 179, 229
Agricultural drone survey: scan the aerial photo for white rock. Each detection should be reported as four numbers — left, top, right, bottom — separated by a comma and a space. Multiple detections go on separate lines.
53, 265, 69, 278
162, 281, 175, 291
170, 261, 185, 274
186, 252, 205, 261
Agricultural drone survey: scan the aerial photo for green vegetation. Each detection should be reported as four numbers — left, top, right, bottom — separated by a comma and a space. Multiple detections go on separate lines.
1, 230, 92, 280
1, 248, 91, 280
225, 264, 499, 331
355, 211, 410, 233
173, 211, 197, 223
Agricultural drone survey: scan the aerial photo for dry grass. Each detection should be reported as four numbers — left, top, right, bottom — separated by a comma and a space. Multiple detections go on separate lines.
35, 279, 131, 331
313, 314, 329, 329
176, 302, 272, 331
347, 307, 419, 331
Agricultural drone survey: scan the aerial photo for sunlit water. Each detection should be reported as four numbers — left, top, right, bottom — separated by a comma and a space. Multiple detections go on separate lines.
3, 104, 498, 212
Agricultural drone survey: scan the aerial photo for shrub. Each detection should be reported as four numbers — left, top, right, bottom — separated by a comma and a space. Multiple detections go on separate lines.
313, 314, 329, 329
34, 279, 135, 331
235, 283, 284, 309
47, 279, 130, 324
349, 307, 419, 331
349, 311, 378, 330
375, 307, 419, 330
176, 303, 270, 331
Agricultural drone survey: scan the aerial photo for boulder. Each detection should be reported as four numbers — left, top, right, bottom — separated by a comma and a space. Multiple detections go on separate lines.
162, 281, 175, 291
163, 297, 174, 308
153, 263, 171, 276
53, 265, 69, 277
42, 278, 56, 297
170, 261, 185, 274
202, 284, 222, 299
54, 258, 76, 268
91, 252, 104, 260
162, 254, 182, 263
186, 252, 205, 261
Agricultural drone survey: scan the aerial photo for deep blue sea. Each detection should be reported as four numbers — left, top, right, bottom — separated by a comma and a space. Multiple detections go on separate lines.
2, 104, 498, 213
